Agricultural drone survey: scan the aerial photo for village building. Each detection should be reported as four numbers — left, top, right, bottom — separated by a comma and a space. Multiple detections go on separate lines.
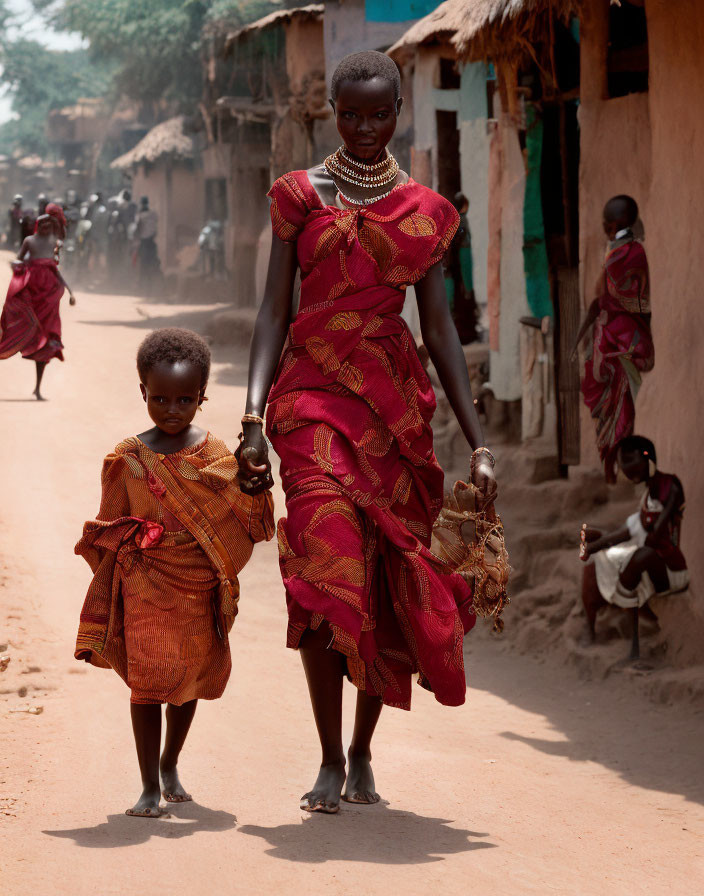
389, 0, 704, 665
111, 115, 204, 272
47, 98, 147, 199
201, 4, 331, 305
389, 2, 582, 455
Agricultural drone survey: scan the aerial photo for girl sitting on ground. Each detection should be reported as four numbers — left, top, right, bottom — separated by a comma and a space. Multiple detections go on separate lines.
74, 327, 274, 817
579, 435, 688, 642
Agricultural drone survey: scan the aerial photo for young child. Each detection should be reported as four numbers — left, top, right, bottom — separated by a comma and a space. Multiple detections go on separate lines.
579, 435, 688, 650
74, 328, 274, 817
574, 195, 654, 482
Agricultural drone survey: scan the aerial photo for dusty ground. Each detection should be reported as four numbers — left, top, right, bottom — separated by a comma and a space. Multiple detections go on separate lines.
1, 260, 704, 894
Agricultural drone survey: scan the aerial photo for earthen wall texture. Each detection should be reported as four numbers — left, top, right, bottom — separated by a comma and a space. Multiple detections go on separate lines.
579, 0, 704, 663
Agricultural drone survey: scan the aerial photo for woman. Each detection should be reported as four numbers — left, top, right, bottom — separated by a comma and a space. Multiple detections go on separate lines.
574, 195, 654, 482
0, 202, 76, 399
241, 51, 497, 813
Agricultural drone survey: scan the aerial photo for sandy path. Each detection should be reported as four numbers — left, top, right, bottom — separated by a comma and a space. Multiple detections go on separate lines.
1, 261, 703, 894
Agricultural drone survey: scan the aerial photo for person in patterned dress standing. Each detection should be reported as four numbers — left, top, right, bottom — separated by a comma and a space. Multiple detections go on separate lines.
240, 52, 498, 814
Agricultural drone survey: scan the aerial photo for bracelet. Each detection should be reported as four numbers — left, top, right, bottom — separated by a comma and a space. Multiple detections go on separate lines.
241, 413, 265, 426
472, 447, 496, 468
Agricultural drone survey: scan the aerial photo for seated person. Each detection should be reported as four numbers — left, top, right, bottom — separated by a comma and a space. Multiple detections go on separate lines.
579, 435, 688, 642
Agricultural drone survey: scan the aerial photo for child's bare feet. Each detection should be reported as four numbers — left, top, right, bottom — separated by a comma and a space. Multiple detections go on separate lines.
343, 750, 380, 804
125, 786, 164, 817
300, 759, 346, 813
33, 388, 46, 401
160, 761, 192, 803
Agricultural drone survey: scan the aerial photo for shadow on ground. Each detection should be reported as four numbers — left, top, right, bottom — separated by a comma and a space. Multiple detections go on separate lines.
238, 802, 494, 864
466, 634, 704, 808
42, 801, 236, 848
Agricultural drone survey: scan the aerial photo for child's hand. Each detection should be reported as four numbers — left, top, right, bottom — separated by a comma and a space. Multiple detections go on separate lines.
69, 293, 76, 306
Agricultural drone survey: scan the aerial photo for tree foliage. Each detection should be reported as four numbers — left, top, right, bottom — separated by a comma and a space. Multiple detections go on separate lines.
0, 3, 113, 155
31, 0, 283, 110
0, 0, 286, 155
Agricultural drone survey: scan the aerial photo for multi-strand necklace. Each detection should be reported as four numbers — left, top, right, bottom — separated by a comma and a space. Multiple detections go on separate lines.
324, 146, 400, 206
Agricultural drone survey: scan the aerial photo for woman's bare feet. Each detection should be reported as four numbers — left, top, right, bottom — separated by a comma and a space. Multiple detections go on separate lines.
160, 761, 192, 803
342, 750, 380, 804
125, 785, 164, 817
300, 759, 346, 813
32, 388, 46, 401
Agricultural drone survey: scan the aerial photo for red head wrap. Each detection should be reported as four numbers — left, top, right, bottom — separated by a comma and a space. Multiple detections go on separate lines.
45, 203, 67, 239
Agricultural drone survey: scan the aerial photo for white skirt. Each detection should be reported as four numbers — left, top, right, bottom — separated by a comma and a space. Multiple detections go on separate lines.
593, 511, 689, 608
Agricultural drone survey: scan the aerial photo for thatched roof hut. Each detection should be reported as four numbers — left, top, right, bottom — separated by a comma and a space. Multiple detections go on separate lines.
224, 3, 324, 53
388, 0, 579, 64
111, 116, 195, 170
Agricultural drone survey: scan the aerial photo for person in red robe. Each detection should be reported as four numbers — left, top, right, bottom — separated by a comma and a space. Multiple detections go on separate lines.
0, 202, 76, 399
239, 51, 497, 814
575, 195, 654, 482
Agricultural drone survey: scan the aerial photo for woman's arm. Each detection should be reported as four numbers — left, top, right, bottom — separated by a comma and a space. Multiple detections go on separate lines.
13, 237, 30, 264
645, 482, 682, 547
415, 262, 495, 498
56, 267, 76, 305
240, 235, 298, 471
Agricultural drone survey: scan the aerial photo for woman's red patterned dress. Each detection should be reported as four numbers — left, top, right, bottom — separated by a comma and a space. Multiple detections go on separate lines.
0, 258, 65, 362
267, 171, 475, 710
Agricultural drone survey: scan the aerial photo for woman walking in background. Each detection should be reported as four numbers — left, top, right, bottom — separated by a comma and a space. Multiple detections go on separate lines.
0, 202, 76, 400
239, 51, 497, 814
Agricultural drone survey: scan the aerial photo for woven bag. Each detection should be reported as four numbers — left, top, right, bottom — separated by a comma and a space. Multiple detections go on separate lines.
431, 479, 510, 632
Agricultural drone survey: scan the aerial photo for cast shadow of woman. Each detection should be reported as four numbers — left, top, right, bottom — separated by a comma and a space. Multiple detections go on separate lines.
43, 802, 236, 849
239, 802, 495, 865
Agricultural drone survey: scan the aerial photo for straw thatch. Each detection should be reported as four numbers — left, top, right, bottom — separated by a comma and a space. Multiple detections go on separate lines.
225, 4, 324, 53
111, 116, 194, 170
388, 0, 579, 63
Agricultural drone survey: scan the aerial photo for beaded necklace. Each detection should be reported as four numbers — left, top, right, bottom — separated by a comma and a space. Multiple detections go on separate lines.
324, 145, 400, 200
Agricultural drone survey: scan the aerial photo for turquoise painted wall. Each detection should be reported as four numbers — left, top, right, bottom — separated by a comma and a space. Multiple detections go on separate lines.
365, 0, 439, 23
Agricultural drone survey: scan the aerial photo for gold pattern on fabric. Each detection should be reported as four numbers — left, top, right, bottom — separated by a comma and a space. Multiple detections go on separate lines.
398, 213, 437, 237
270, 197, 299, 242
337, 361, 364, 394
326, 311, 363, 331
391, 468, 412, 506
327, 251, 356, 302
313, 216, 355, 263
357, 219, 401, 274
305, 336, 340, 374
312, 424, 335, 474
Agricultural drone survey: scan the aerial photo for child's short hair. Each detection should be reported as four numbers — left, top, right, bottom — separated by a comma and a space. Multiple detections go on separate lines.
604, 195, 639, 227
137, 328, 211, 389
617, 434, 656, 464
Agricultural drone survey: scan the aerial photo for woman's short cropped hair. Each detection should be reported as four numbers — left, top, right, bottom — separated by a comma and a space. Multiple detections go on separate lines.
331, 51, 401, 102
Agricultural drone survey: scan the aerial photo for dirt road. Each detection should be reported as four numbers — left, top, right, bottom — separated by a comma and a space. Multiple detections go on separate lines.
1, 263, 703, 894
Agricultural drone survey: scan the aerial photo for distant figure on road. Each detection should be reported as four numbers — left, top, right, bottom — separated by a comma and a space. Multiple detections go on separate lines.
107, 189, 136, 278
198, 219, 225, 278
134, 196, 160, 292
574, 195, 654, 482
6, 194, 23, 249
74, 328, 274, 817
0, 203, 76, 400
